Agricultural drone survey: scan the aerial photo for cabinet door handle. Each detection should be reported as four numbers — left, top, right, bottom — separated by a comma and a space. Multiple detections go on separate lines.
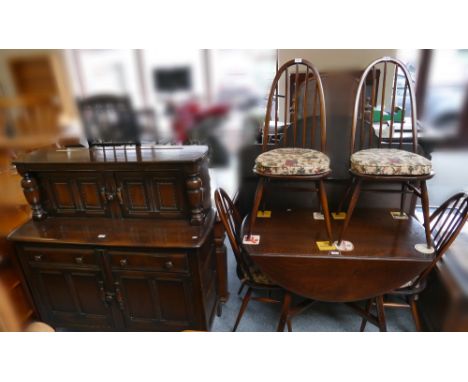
34, 255, 42, 262
75, 256, 84, 264
114, 282, 124, 310
164, 261, 173, 270
98, 281, 107, 306
100, 187, 108, 204
116, 185, 124, 205
119, 258, 128, 267
100, 187, 115, 203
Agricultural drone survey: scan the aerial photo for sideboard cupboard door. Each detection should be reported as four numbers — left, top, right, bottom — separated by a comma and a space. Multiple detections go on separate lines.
26, 267, 115, 330
114, 172, 185, 219
111, 270, 195, 331
39, 172, 111, 217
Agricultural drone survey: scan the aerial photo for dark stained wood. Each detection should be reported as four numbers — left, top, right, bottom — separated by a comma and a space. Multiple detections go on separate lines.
249, 59, 333, 241
241, 208, 433, 302
14, 145, 211, 225
8, 146, 222, 331
359, 193, 468, 331
339, 57, 434, 248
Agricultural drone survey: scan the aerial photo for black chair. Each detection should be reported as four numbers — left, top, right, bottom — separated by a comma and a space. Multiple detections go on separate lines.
78, 95, 145, 146
360, 192, 468, 331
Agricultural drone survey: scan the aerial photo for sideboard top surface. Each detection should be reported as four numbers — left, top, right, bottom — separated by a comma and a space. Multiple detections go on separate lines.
8, 209, 215, 249
14, 145, 209, 167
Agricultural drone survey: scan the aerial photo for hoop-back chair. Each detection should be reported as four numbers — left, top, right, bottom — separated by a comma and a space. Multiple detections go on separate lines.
78, 95, 141, 146
338, 57, 434, 249
216, 188, 317, 331
360, 192, 468, 331
248, 59, 333, 243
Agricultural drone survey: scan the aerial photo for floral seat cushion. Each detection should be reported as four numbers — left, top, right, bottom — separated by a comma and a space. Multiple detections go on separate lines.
254, 148, 330, 176
351, 148, 432, 176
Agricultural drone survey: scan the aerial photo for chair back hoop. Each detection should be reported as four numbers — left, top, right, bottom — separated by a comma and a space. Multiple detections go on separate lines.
416, 192, 468, 284
214, 188, 254, 280
262, 58, 327, 152
350, 57, 418, 154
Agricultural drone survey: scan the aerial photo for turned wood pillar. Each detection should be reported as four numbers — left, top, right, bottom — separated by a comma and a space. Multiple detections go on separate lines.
20, 173, 46, 221
186, 167, 205, 225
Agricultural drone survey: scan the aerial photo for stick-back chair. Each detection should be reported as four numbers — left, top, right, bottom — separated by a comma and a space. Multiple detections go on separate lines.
215, 188, 303, 331
248, 58, 333, 243
361, 192, 468, 331
78, 95, 141, 147
338, 57, 434, 249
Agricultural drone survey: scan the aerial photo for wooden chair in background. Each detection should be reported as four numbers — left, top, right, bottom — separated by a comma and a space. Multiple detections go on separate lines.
338, 57, 435, 250
78, 95, 144, 146
248, 58, 333, 244
360, 192, 468, 331
215, 188, 314, 331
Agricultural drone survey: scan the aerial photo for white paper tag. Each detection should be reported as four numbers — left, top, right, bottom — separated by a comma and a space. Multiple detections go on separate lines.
243, 235, 260, 245
294, 58, 302, 63
333, 240, 354, 252
313, 212, 324, 220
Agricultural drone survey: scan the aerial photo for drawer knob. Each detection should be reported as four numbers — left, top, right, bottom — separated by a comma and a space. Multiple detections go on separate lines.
164, 261, 173, 270
119, 258, 128, 267
34, 255, 42, 262
75, 256, 84, 264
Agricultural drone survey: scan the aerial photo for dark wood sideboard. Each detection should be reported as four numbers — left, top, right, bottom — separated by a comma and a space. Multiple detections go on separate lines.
8, 145, 225, 331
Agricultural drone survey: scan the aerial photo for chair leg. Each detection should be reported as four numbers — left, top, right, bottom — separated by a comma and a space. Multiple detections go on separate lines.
232, 287, 252, 332
360, 299, 372, 332
400, 182, 407, 216
420, 180, 433, 249
276, 292, 292, 332
409, 296, 422, 332
318, 180, 333, 244
375, 295, 387, 332
337, 177, 355, 213
338, 177, 362, 245
237, 281, 246, 296
248, 177, 265, 236
287, 319, 292, 332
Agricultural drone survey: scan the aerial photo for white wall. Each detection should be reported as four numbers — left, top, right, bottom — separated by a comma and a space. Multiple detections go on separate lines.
278, 49, 397, 71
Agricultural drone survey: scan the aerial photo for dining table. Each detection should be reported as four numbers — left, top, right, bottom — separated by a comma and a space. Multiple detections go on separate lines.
241, 207, 434, 307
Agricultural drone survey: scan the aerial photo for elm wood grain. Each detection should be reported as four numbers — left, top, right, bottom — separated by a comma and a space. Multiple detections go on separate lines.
241, 208, 433, 302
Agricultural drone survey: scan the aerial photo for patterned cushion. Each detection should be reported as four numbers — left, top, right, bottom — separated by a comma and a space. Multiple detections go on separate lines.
254, 148, 330, 176
351, 148, 432, 176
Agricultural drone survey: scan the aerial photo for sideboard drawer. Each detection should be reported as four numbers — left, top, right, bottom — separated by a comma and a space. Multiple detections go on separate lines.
21, 246, 98, 268
109, 251, 189, 273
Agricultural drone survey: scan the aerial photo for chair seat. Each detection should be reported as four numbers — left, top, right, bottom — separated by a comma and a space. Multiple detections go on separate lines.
238, 262, 274, 285
351, 148, 432, 176
254, 148, 330, 176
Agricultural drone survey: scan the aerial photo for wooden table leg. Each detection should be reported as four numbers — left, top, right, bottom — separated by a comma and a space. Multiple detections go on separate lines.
276, 292, 292, 332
